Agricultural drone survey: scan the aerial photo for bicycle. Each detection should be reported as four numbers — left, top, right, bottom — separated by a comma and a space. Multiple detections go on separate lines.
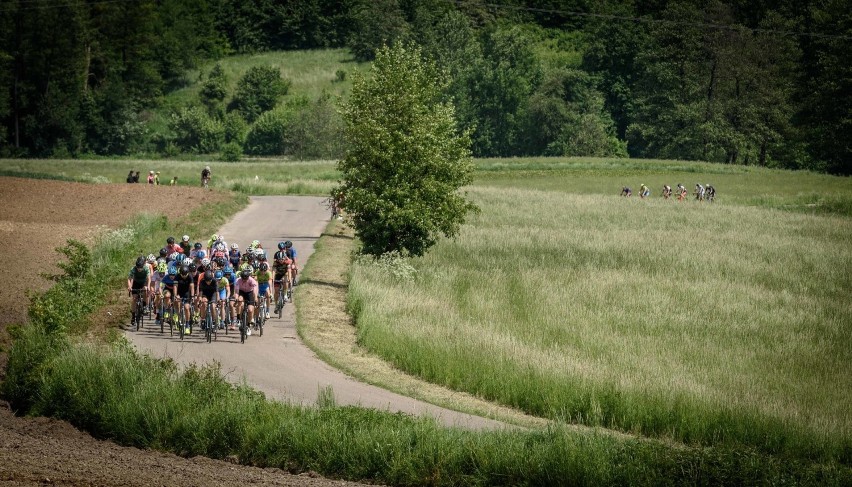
131, 289, 146, 331
256, 297, 267, 337
178, 297, 194, 340
274, 279, 286, 319
204, 301, 216, 343
239, 302, 251, 344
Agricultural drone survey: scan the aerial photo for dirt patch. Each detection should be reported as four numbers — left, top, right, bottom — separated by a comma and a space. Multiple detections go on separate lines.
0, 177, 366, 487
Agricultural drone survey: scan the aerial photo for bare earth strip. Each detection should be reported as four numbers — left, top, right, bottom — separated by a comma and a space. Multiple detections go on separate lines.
124, 196, 509, 430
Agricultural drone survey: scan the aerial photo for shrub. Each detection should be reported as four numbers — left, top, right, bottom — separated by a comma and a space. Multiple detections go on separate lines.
244, 108, 291, 155
230, 66, 291, 123
200, 63, 228, 108
169, 106, 225, 153
223, 111, 248, 145
285, 94, 345, 160
219, 141, 242, 162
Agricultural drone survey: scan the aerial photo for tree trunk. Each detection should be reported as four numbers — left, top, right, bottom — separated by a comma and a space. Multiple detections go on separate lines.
83, 44, 91, 92
759, 141, 767, 166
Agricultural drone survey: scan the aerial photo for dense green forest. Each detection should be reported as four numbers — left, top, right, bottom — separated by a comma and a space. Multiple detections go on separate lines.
0, 0, 849, 174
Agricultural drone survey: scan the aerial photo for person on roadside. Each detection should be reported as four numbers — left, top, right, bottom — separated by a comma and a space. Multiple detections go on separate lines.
154, 171, 161, 185
126, 170, 134, 184
147, 171, 155, 185
127, 256, 151, 328
133, 171, 141, 183
170, 176, 178, 186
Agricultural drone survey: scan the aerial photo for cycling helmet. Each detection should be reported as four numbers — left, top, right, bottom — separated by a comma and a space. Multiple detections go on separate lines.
157, 262, 167, 274
259, 262, 269, 271
211, 234, 218, 241
255, 248, 265, 257
231, 243, 239, 250
147, 254, 156, 263
182, 235, 190, 242
284, 240, 293, 249
168, 266, 177, 276
251, 240, 260, 248
197, 250, 206, 259
201, 257, 211, 267
159, 248, 168, 257
215, 270, 223, 280
278, 241, 286, 250
223, 265, 233, 275
167, 236, 175, 245
240, 269, 251, 279
169, 252, 180, 262
175, 254, 185, 263
213, 256, 226, 267
205, 165, 210, 171
194, 242, 203, 250
179, 265, 189, 275
135, 256, 146, 268
204, 270, 214, 281
188, 263, 198, 272
245, 248, 255, 257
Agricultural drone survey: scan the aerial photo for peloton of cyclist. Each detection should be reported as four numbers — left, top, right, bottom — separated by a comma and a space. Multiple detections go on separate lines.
179, 235, 192, 257
201, 166, 211, 188
255, 262, 273, 319
127, 256, 151, 328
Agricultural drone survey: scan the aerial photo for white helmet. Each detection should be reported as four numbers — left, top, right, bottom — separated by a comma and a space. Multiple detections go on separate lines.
182, 235, 190, 242
201, 258, 211, 266
146, 254, 156, 263
231, 243, 239, 250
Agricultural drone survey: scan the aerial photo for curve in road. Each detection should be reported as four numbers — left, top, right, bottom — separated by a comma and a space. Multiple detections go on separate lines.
126, 196, 506, 430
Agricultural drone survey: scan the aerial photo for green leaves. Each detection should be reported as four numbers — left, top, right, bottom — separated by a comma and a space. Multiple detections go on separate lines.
336, 43, 476, 257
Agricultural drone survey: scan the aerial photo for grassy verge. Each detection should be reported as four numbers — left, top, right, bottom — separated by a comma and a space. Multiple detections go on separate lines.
296, 219, 549, 429
348, 186, 851, 465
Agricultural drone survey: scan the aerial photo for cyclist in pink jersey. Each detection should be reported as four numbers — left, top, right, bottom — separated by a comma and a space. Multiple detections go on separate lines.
234, 269, 259, 333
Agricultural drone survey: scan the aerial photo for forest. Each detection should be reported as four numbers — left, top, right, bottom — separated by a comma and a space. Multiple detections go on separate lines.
0, 0, 848, 174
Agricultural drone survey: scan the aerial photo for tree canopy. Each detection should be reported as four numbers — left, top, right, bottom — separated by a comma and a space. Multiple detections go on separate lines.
335, 43, 476, 257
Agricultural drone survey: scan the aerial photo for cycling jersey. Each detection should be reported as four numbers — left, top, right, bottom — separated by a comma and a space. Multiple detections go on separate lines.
235, 277, 258, 293
272, 259, 290, 280
128, 267, 150, 289
198, 278, 219, 300
229, 249, 241, 268
160, 274, 177, 292
255, 270, 272, 284
179, 241, 191, 257
175, 273, 194, 298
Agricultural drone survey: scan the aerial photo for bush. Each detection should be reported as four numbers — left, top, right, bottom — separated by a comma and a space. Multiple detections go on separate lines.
230, 66, 291, 123
244, 108, 291, 155
285, 94, 345, 160
200, 63, 228, 108
169, 106, 225, 153
223, 111, 248, 145
219, 141, 242, 162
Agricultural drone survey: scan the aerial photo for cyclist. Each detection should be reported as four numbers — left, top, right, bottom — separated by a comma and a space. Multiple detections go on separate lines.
256, 262, 273, 319
206, 234, 219, 256
235, 268, 259, 334
662, 185, 672, 199
175, 264, 196, 335
229, 243, 241, 268
180, 235, 192, 257
706, 184, 716, 202
197, 270, 219, 331
160, 266, 178, 325
676, 184, 687, 201
165, 236, 182, 257
215, 269, 230, 329
620, 186, 632, 197
151, 261, 167, 324
211, 238, 228, 261
145, 254, 157, 310
193, 250, 207, 267
694, 183, 705, 201
127, 256, 151, 328
201, 165, 211, 188
639, 183, 650, 198
283, 241, 298, 286
273, 246, 292, 312
222, 265, 237, 329
190, 242, 204, 260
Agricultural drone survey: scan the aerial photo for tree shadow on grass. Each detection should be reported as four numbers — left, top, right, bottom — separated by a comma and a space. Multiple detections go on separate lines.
299, 278, 347, 290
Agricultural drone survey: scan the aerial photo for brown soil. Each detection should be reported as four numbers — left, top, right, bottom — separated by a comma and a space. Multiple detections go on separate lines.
0, 177, 369, 487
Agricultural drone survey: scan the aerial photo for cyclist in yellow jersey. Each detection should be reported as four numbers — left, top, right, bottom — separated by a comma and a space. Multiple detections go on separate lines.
255, 262, 273, 319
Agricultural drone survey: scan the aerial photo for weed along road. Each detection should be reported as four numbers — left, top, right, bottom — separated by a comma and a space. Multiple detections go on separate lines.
126, 195, 506, 430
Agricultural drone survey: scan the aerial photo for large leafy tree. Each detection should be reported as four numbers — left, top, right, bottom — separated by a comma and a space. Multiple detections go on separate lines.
335, 43, 476, 257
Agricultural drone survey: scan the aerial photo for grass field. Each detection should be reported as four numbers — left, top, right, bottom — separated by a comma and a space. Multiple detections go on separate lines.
346, 160, 852, 463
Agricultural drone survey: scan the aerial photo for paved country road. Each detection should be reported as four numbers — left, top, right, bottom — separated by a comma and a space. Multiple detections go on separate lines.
126, 196, 506, 430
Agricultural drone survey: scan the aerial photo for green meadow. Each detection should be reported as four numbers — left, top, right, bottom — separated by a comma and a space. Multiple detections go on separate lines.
347, 158, 852, 463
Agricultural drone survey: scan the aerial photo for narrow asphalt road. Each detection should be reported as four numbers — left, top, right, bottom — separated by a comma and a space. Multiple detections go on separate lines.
126, 196, 506, 430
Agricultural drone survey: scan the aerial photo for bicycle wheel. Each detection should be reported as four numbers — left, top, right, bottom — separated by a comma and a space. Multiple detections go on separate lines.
277, 291, 283, 319
240, 307, 247, 344
159, 302, 165, 334
205, 313, 212, 343
179, 305, 185, 340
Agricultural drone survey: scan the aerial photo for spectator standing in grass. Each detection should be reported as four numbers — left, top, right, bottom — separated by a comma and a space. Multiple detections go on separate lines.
126, 170, 134, 183
170, 176, 178, 186
133, 171, 141, 183
154, 171, 161, 185
147, 171, 154, 185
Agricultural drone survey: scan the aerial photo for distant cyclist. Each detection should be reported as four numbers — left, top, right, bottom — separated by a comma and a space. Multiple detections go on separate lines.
706, 184, 716, 202
197, 270, 219, 331
662, 185, 672, 199
676, 184, 687, 201
256, 262, 273, 319
201, 165, 211, 188
620, 186, 632, 197
229, 243, 241, 268
639, 183, 650, 198
180, 235, 192, 256
127, 256, 151, 328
